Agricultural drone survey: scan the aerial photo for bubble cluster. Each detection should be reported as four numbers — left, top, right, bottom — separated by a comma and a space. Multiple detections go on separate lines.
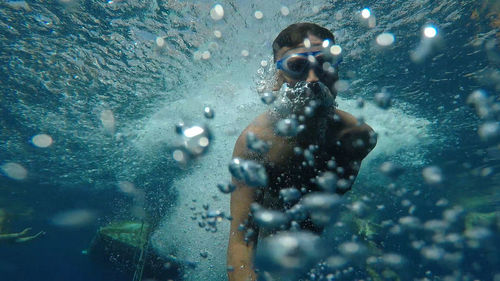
279, 188, 302, 204
275, 118, 299, 137
189, 202, 228, 233
302, 193, 342, 226
246, 132, 270, 153
173, 123, 212, 164
253, 208, 289, 230
228, 158, 268, 187
255, 232, 325, 279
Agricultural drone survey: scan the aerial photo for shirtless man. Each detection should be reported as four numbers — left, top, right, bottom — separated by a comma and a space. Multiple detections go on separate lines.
227, 23, 376, 281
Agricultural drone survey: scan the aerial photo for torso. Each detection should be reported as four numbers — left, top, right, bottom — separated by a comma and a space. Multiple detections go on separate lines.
245, 109, 359, 236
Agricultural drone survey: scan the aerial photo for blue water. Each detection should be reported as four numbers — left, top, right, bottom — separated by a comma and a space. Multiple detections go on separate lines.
1, 0, 499, 281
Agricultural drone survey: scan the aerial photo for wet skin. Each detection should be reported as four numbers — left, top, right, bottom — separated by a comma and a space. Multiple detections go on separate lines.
227, 35, 377, 281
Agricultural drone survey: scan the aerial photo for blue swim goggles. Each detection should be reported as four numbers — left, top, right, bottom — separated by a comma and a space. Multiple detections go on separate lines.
276, 50, 342, 79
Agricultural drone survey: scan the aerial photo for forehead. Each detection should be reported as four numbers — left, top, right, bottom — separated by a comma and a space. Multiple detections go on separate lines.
276, 34, 326, 60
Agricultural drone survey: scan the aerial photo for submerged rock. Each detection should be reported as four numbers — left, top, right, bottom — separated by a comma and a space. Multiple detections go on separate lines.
88, 221, 179, 280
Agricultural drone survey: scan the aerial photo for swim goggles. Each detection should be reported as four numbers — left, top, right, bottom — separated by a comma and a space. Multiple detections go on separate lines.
276, 50, 342, 79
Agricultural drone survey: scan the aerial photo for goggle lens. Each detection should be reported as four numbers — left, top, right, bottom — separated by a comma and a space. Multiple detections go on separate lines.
278, 51, 340, 79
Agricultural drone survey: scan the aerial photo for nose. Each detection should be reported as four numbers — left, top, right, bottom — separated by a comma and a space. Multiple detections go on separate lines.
305, 68, 319, 83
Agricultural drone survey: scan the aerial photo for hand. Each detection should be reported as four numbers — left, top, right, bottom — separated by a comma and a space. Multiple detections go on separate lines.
18, 227, 32, 236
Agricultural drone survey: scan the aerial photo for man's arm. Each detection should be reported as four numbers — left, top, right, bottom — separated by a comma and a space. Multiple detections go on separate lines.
227, 132, 259, 281
227, 180, 258, 281
334, 110, 377, 193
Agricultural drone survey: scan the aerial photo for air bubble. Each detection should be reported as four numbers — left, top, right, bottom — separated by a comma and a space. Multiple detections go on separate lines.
246, 132, 270, 153
275, 118, 299, 137
339, 242, 366, 257
254, 232, 325, 278
117, 181, 136, 194
315, 171, 338, 192
422, 166, 443, 185
31, 133, 53, 148
174, 124, 212, 162
423, 26, 438, 38
374, 91, 392, 109
376, 33, 395, 46
253, 209, 289, 229
228, 158, 268, 187
100, 109, 115, 132
379, 161, 404, 178
302, 192, 342, 225
326, 256, 347, 269
156, 37, 165, 47
203, 106, 214, 119
478, 122, 500, 142
399, 216, 421, 229
334, 80, 349, 92
1, 162, 28, 180
52, 209, 96, 227
260, 92, 276, 105
421, 246, 445, 260
210, 4, 224, 21
217, 182, 236, 194
214, 30, 222, 38
361, 8, 371, 19
382, 253, 404, 267
279, 188, 302, 204
254, 11, 263, 20
329, 45, 342, 55
201, 51, 211, 60
280, 6, 289, 16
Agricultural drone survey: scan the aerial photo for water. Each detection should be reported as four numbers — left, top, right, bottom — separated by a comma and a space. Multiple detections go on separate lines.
0, 0, 498, 281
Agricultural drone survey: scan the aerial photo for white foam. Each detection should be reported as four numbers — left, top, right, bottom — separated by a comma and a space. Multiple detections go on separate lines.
145, 82, 433, 280
149, 81, 265, 280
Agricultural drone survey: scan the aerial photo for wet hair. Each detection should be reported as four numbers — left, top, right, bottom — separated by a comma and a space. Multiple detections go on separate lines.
273, 23, 335, 61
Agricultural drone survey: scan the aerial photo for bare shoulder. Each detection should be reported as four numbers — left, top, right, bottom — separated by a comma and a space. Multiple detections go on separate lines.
334, 109, 362, 128
335, 108, 374, 133
233, 112, 294, 163
233, 112, 271, 157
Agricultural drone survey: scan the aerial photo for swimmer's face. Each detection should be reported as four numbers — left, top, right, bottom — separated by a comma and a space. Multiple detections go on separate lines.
274, 34, 339, 92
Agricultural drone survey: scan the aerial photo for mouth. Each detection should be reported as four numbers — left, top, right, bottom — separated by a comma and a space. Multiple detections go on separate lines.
271, 81, 337, 118
287, 81, 335, 108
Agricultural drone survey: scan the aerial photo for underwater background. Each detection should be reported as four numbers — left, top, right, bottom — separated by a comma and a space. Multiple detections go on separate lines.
0, 0, 498, 280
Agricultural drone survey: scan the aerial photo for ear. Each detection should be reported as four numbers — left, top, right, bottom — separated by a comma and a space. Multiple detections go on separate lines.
273, 70, 285, 91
